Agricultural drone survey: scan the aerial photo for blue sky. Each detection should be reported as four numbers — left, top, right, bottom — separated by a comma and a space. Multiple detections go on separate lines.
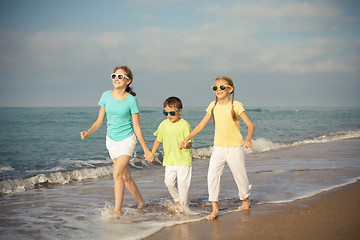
0, 0, 359, 107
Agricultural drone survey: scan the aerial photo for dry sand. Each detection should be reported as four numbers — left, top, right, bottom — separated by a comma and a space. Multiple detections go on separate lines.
145, 180, 360, 240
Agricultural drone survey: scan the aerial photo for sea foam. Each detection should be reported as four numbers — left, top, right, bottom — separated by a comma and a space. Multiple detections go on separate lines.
0, 165, 113, 195
248, 129, 360, 153
1, 129, 359, 195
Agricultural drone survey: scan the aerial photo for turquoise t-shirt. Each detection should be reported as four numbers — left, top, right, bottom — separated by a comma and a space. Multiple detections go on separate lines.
154, 118, 193, 166
98, 90, 139, 141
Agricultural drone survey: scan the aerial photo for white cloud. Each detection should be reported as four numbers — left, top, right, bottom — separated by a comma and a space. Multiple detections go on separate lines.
308, 38, 338, 47
0, 28, 356, 88
202, 0, 343, 33
259, 43, 356, 73
313, 58, 355, 72
0, 0, 357, 87
0, 0, 359, 107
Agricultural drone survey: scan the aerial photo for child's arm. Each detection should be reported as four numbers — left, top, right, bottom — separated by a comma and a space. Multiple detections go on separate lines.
132, 113, 151, 156
179, 113, 212, 149
240, 112, 255, 148
146, 139, 161, 162
80, 106, 106, 139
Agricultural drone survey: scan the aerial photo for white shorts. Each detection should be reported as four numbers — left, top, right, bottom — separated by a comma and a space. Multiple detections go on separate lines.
106, 134, 137, 159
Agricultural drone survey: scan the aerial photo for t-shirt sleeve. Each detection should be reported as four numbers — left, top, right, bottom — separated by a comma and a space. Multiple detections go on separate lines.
154, 122, 164, 142
235, 101, 245, 116
98, 91, 107, 108
130, 97, 140, 114
205, 101, 215, 114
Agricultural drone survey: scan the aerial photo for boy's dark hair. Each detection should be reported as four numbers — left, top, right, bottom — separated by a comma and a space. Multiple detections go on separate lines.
163, 96, 183, 109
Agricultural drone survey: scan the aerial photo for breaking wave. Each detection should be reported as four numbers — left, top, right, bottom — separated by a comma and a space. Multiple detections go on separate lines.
1, 129, 358, 195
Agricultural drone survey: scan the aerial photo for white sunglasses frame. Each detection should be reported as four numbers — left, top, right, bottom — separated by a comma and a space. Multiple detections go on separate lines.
111, 73, 130, 80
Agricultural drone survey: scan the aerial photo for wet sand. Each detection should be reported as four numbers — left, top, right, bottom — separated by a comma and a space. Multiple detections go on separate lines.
145, 180, 360, 240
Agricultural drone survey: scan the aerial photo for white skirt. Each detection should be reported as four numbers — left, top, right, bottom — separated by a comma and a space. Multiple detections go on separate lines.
106, 133, 137, 159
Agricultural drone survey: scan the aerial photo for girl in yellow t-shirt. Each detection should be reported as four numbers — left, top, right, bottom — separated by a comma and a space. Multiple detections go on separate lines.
179, 76, 255, 220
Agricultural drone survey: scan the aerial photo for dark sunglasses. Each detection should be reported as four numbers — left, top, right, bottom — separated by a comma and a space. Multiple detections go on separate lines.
111, 73, 130, 80
211, 85, 232, 91
163, 108, 181, 116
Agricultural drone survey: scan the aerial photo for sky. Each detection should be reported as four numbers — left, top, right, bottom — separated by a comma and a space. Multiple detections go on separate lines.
0, 0, 359, 107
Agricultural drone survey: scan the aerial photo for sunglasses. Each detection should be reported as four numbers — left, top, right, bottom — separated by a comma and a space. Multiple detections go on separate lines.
211, 85, 232, 91
111, 73, 130, 80
163, 108, 181, 116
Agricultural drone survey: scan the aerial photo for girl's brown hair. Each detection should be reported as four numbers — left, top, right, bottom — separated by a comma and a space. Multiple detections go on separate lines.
113, 65, 136, 96
211, 75, 239, 125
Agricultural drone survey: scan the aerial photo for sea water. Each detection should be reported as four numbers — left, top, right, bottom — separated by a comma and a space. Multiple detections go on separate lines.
0, 106, 359, 240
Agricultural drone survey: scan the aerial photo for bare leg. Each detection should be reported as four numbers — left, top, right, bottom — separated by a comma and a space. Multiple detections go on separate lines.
122, 167, 145, 209
112, 155, 131, 213
241, 197, 250, 210
205, 201, 219, 220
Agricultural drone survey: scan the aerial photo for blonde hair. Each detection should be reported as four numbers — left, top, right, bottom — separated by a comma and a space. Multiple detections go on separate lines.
211, 76, 239, 125
113, 65, 136, 96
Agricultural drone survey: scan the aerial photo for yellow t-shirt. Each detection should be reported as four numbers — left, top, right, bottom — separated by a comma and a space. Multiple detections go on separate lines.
206, 100, 245, 147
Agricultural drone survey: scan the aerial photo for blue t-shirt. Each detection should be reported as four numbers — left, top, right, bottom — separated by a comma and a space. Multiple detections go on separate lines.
98, 90, 139, 141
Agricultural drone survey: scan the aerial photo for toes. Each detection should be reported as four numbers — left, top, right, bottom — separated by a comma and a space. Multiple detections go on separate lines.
205, 213, 218, 220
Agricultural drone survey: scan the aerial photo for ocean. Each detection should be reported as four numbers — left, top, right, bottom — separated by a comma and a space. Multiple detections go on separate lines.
0, 106, 359, 240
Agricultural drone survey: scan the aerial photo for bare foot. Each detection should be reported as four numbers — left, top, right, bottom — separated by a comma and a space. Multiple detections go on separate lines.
137, 200, 146, 209
205, 209, 218, 220
113, 210, 123, 215
174, 202, 186, 214
241, 198, 250, 210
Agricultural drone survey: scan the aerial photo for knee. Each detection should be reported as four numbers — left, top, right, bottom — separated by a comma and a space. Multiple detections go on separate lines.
178, 179, 190, 189
207, 173, 221, 186
207, 171, 217, 181
113, 170, 122, 182
164, 178, 174, 188
122, 173, 132, 183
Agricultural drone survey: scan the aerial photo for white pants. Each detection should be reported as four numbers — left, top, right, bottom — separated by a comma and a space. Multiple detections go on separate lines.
164, 165, 192, 207
208, 146, 250, 202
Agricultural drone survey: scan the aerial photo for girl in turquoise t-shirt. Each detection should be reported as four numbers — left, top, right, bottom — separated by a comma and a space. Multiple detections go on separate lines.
81, 65, 153, 214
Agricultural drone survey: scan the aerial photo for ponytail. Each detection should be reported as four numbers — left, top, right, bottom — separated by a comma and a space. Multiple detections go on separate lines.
211, 96, 218, 125
126, 85, 136, 96
230, 90, 239, 125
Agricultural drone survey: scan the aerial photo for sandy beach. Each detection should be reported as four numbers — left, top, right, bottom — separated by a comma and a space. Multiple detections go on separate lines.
145, 180, 360, 240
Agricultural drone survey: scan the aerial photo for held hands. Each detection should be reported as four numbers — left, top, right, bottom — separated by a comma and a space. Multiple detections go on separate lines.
80, 131, 89, 140
178, 140, 192, 150
144, 151, 154, 163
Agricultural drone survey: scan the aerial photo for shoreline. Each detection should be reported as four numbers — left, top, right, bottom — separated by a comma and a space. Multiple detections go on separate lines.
145, 180, 360, 240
